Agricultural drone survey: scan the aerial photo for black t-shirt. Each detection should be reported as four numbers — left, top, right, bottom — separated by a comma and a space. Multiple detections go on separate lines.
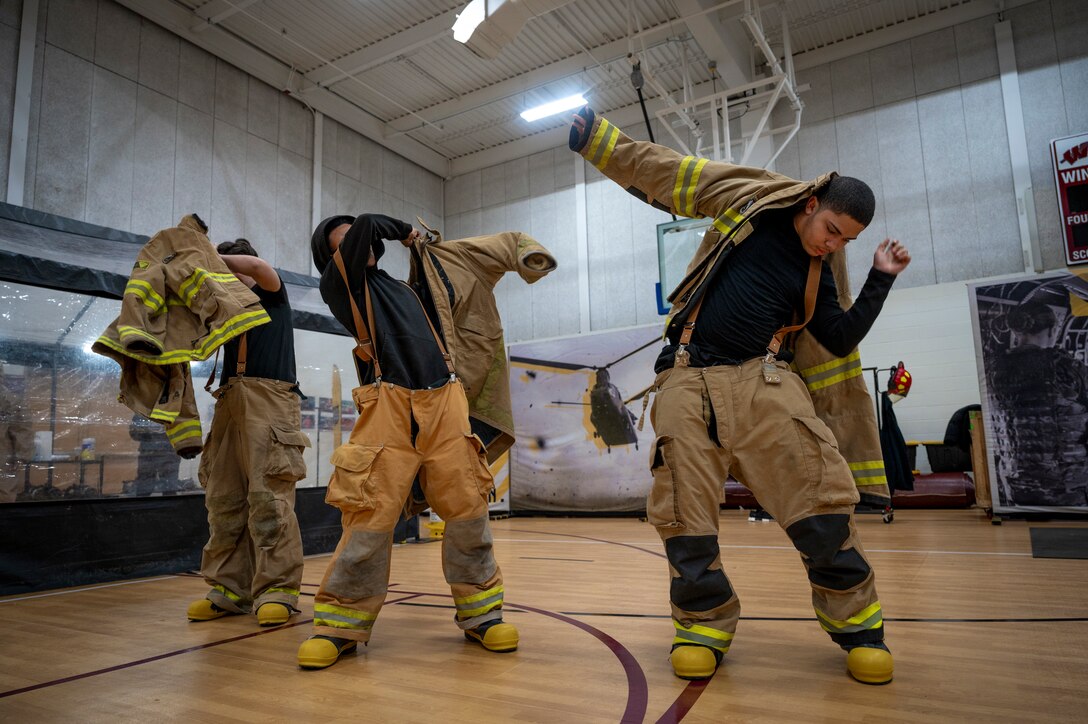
320, 214, 450, 390
655, 206, 896, 372
220, 277, 297, 385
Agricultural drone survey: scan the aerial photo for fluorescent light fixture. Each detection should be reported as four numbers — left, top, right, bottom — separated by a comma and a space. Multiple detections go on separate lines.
520, 93, 587, 122
452, 0, 486, 43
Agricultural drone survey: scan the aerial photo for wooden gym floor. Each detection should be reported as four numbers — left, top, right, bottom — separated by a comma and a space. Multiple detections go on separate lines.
1, 509, 1086, 722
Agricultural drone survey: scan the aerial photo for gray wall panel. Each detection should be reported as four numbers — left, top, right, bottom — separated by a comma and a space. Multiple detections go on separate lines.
246, 77, 279, 146
357, 133, 382, 189
45, 0, 95, 61
131, 86, 177, 235
20, 0, 45, 210
94, 0, 139, 81
1, 0, 21, 29
242, 133, 277, 260
917, 90, 979, 283
869, 40, 916, 110
503, 156, 529, 200
333, 172, 361, 220
912, 28, 961, 96
954, 15, 1000, 84
960, 79, 1022, 277
1053, 0, 1088, 62
1009, 0, 1056, 71
34, 45, 91, 219
277, 93, 311, 159
834, 109, 887, 289
381, 150, 404, 204
210, 118, 247, 241
529, 190, 561, 339
178, 43, 215, 115
830, 53, 873, 116
874, 100, 936, 287
336, 118, 361, 180
173, 103, 213, 223
86, 67, 135, 229
528, 149, 555, 197
0, 21, 17, 201
137, 20, 179, 100
319, 165, 336, 221
1061, 55, 1088, 132
554, 147, 575, 189
797, 119, 839, 181
213, 59, 247, 129
481, 163, 504, 205
794, 65, 833, 123
276, 149, 313, 273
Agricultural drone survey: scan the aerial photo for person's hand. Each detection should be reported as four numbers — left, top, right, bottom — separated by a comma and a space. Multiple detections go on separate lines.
572, 112, 587, 134
873, 238, 911, 275
402, 228, 422, 247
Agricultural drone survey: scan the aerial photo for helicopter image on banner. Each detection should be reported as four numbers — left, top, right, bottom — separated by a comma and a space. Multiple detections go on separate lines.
510, 337, 658, 452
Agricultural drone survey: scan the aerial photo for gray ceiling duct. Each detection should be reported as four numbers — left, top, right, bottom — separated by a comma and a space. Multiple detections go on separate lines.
453, 0, 577, 59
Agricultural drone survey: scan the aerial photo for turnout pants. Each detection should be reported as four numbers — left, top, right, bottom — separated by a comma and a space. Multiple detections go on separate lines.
648, 359, 885, 655
198, 377, 309, 612
312, 379, 502, 643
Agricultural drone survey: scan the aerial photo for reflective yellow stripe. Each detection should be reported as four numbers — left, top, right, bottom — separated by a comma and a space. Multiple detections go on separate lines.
213, 585, 242, 602
179, 269, 240, 306
149, 407, 178, 424
800, 350, 862, 377
454, 584, 504, 618
849, 460, 887, 486
672, 621, 734, 652
315, 602, 376, 620
673, 157, 692, 212
673, 156, 708, 216
265, 587, 299, 596
805, 366, 863, 391
685, 158, 707, 216
93, 309, 270, 365
314, 602, 377, 629
711, 207, 745, 236
816, 601, 883, 633
125, 279, 165, 310
586, 119, 612, 161
117, 325, 161, 348
594, 124, 620, 170
166, 420, 201, 442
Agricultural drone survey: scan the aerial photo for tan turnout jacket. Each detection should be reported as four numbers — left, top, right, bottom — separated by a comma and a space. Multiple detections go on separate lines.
574, 112, 890, 502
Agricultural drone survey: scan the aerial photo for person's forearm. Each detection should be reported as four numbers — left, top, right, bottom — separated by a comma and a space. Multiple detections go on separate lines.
813, 268, 896, 356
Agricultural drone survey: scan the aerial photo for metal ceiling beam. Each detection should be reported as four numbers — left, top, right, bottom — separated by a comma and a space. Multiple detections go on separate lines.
114, 0, 450, 177
305, 8, 461, 88
790, 0, 1037, 72
384, 20, 679, 136
190, 0, 262, 34
669, 0, 749, 88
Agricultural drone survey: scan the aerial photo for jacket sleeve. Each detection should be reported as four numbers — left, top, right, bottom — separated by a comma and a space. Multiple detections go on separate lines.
340, 213, 413, 273
431, 232, 557, 287
570, 108, 793, 224
118, 256, 169, 356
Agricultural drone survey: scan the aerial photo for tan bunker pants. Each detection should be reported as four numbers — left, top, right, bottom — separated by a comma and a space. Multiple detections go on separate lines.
312, 379, 502, 643
198, 377, 309, 612
649, 359, 884, 655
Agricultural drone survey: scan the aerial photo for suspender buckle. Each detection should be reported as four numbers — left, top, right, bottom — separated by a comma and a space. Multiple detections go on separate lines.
762, 350, 781, 385
674, 344, 690, 368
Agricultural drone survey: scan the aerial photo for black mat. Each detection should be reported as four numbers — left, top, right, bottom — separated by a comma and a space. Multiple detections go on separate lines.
1029, 528, 1088, 559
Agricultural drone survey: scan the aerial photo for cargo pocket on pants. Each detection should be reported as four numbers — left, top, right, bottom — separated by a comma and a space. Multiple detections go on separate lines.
647, 435, 684, 529
266, 427, 311, 484
792, 416, 859, 509
464, 433, 495, 497
325, 443, 383, 511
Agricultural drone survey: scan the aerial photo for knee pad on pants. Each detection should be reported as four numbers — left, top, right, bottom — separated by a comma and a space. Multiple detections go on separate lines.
664, 535, 734, 611
786, 514, 870, 590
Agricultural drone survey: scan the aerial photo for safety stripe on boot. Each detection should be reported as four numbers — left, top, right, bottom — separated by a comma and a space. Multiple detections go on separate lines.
314, 603, 377, 630
167, 420, 202, 445
816, 600, 883, 635
672, 156, 708, 217
799, 350, 863, 392
849, 460, 888, 487
711, 207, 745, 237
586, 119, 620, 171
264, 587, 300, 597
213, 584, 243, 602
454, 585, 504, 619
672, 620, 733, 653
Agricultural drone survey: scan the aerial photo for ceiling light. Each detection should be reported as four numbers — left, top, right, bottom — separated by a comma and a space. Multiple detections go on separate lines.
452, 0, 487, 43
520, 93, 587, 122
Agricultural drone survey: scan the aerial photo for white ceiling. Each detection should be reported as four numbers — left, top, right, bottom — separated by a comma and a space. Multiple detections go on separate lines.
117, 0, 1024, 177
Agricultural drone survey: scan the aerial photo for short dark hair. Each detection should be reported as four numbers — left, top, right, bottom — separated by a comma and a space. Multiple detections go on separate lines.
217, 238, 259, 257
815, 176, 875, 227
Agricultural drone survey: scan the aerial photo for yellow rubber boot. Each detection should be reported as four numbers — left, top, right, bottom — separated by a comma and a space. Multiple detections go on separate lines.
256, 602, 293, 627
464, 622, 519, 652
670, 645, 720, 680
187, 599, 236, 622
297, 637, 359, 670
846, 645, 894, 684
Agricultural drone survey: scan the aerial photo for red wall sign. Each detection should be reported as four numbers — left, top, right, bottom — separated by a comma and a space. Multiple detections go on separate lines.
1052, 132, 1088, 265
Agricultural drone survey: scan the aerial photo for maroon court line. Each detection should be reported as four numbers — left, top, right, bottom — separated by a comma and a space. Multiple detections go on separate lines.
0, 593, 424, 699
394, 589, 648, 724
654, 679, 709, 724
507, 527, 713, 721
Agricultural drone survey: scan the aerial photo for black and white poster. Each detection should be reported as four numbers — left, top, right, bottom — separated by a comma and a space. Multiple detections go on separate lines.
970, 271, 1088, 513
